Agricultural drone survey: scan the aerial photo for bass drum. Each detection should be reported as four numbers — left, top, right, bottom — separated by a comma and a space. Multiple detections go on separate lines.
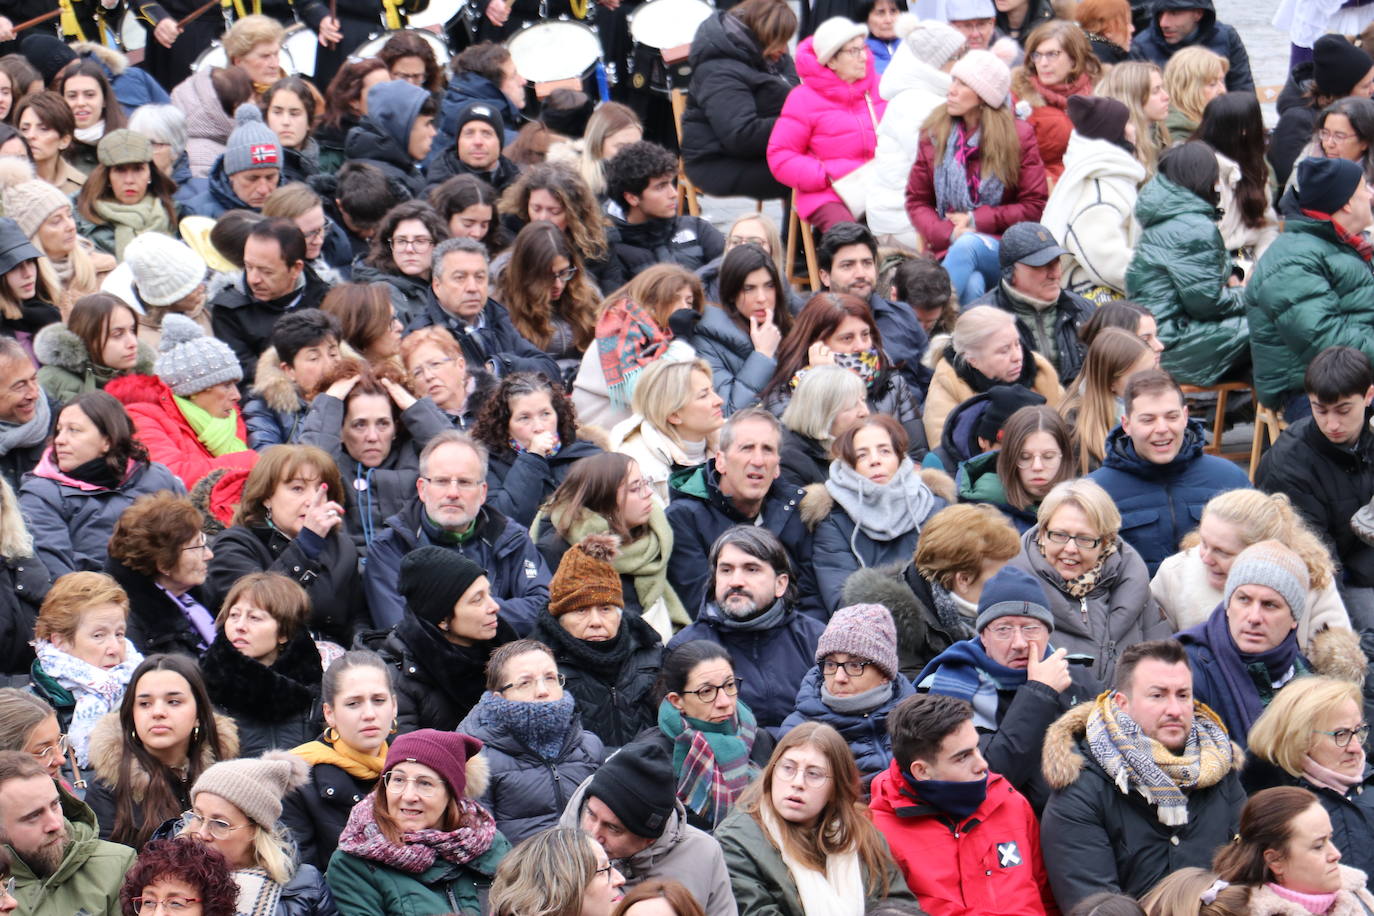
349, 28, 452, 71
191, 23, 319, 77
406, 0, 466, 32
627, 0, 712, 94
118, 8, 146, 52
505, 19, 602, 103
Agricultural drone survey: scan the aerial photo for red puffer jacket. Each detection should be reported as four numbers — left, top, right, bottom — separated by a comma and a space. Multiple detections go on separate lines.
868, 761, 1059, 916
104, 374, 258, 490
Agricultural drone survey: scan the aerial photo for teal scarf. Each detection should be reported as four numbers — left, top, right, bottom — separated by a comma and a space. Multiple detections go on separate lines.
657, 698, 758, 828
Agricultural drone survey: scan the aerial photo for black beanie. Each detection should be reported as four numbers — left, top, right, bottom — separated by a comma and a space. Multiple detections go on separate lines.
1067, 95, 1131, 144
541, 89, 596, 138
975, 386, 1048, 445
456, 102, 506, 151
398, 546, 486, 627
1314, 35, 1374, 98
586, 741, 676, 839
1297, 156, 1364, 215
21, 34, 78, 86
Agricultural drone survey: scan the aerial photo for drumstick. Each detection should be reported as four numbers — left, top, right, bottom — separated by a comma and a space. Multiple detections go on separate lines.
12, 8, 63, 32
177, 0, 222, 28
329, 0, 337, 23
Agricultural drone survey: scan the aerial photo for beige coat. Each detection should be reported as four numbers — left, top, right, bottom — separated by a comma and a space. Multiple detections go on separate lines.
923, 351, 1065, 447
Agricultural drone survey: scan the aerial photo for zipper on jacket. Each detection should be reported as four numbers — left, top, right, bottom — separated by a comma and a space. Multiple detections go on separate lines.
1079, 596, 1088, 622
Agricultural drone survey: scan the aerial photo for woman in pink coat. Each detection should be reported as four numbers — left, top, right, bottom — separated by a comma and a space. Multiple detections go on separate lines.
766, 17, 887, 231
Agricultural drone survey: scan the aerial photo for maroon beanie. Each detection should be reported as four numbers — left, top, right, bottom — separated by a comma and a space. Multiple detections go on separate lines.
384, 729, 484, 797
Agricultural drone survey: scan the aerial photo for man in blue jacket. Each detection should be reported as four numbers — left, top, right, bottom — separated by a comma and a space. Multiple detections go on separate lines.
1089, 369, 1249, 575
363, 430, 551, 633
1129, 0, 1254, 92
669, 526, 825, 730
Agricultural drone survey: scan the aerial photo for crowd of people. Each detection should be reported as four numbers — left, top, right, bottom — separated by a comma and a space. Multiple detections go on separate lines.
0, 0, 1373, 914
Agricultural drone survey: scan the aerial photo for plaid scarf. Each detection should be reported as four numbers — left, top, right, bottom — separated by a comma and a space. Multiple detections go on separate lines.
336, 791, 497, 874
1037, 530, 1117, 599
657, 699, 759, 829
1083, 691, 1234, 826
595, 296, 673, 409
1302, 208, 1374, 262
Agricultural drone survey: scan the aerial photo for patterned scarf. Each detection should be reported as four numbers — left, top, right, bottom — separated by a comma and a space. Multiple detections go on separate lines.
919, 637, 1030, 731
657, 699, 759, 829
90, 195, 173, 260
1302, 208, 1374, 262
595, 296, 673, 410
232, 867, 283, 916
289, 735, 389, 782
558, 505, 689, 628
789, 349, 883, 393
477, 691, 576, 760
934, 123, 1005, 220
34, 638, 143, 767
1037, 530, 1117, 599
1083, 691, 1235, 826
336, 791, 497, 874
509, 434, 562, 458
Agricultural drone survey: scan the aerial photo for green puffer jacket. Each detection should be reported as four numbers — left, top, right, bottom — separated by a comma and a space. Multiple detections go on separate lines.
327, 834, 510, 916
11, 782, 136, 916
1246, 215, 1374, 408
1125, 174, 1249, 386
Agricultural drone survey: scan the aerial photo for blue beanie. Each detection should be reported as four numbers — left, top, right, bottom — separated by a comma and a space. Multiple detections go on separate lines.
975, 566, 1054, 632
1297, 157, 1364, 215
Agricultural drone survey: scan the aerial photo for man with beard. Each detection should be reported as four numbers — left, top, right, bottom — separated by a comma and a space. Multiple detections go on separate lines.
0, 751, 135, 915
668, 526, 825, 729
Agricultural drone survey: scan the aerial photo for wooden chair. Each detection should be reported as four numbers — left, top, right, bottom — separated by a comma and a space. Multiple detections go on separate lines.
784, 190, 820, 292
668, 89, 700, 218
1250, 403, 1287, 480
1179, 381, 1254, 465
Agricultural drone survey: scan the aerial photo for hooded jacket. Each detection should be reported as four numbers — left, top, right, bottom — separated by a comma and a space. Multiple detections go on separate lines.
1129, 0, 1255, 92
955, 449, 1038, 532
1039, 702, 1246, 909
199, 629, 324, 758
20, 451, 184, 579
33, 323, 157, 406
170, 66, 236, 180
868, 763, 1055, 916
343, 81, 431, 199
869, 42, 953, 247
1040, 132, 1147, 297
1126, 174, 1249, 387
436, 71, 522, 154
781, 665, 918, 783
1088, 419, 1251, 575
766, 36, 887, 221
9, 783, 136, 916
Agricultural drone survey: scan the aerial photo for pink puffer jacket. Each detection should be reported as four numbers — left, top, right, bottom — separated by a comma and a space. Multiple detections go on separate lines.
766, 36, 887, 221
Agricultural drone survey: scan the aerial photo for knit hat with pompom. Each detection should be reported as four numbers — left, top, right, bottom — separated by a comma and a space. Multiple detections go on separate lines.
154, 313, 242, 395
190, 751, 309, 830
549, 534, 624, 616
222, 103, 282, 177
0, 158, 70, 240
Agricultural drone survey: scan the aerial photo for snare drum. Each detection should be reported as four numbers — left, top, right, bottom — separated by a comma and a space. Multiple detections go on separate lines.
505, 19, 603, 97
627, 0, 712, 93
350, 28, 452, 71
191, 23, 318, 76
406, 0, 465, 32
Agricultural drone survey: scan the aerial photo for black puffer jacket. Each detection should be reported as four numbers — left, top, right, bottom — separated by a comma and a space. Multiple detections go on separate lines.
607, 213, 725, 281
281, 754, 378, 871
199, 630, 323, 758
205, 524, 365, 647
529, 612, 663, 749
778, 429, 830, 488
0, 553, 47, 675
105, 556, 210, 658
424, 149, 522, 194
275, 864, 337, 916
681, 12, 797, 199
1128, 0, 1254, 92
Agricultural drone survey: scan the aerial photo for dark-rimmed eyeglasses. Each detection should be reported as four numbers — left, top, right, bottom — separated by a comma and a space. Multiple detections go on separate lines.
681, 678, 742, 703
1043, 530, 1102, 550
1314, 724, 1370, 748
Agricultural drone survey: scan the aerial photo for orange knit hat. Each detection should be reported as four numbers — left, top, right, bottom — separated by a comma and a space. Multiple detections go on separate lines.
549, 534, 624, 616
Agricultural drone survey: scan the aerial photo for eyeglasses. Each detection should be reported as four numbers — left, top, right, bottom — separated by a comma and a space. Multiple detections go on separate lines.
553, 265, 578, 283
383, 771, 443, 797
594, 863, 617, 885
727, 236, 769, 251
774, 760, 833, 788
31, 734, 70, 763
1314, 724, 1370, 748
410, 357, 456, 381
390, 236, 435, 252
1043, 529, 1102, 550
821, 659, 874, 677
681, 678, 742, 703
986, 623, 1048, 641
420, 476, 483, 492
303, 218, 335, 242
182, 538, 211, 554
1015, 451, 1062, 469
836, 45, 867, 59
623, 477, 651, 497
180, 810, 250, 840
131, 896, 202, 913
1321, 129, 1357, 143
1030, 48, 1064, 62
498, 673, 567, 696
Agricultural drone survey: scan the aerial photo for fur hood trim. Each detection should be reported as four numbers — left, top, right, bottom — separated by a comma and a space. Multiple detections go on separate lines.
921, 467, 957, 503
464, 753, 489, 799
251, 342, 362, 412
577, 423, 611, 451
1040, 699, 1244, 790
71, 42, 129, 75
1308, 625, 1368, 686
87, 710, 241, 799
259, 748, 311, 793
842, 564, 930, 657
34, 323, 90, 372
799, 483, 832, 530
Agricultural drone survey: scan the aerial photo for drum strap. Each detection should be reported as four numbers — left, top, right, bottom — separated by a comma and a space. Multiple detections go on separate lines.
59, 0, 88, 42
225, 0, 265, 19
381, 0, 403, 30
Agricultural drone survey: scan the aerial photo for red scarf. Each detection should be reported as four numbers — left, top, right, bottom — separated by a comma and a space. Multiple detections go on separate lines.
1302, 208, 1374, 262
1030, 72, 1094, 110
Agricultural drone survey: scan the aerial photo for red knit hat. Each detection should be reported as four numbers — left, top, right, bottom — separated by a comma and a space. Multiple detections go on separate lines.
384, 729, 484, 797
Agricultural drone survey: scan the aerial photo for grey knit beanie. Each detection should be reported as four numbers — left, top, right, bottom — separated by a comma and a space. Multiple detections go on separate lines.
191, 751, 309, 830
222, 103, 282, 177
154, 314, 242, 395
126, 234, 207, 307
1223, 539, 1310, 622
816, 603, 899, 679
902, 21, 965, 70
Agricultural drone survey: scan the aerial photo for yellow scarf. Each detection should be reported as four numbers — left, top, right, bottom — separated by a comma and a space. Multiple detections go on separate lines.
289, 737, 388, 781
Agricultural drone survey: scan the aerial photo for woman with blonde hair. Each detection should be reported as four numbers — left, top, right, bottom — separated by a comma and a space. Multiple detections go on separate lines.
1151, 488, 1350, 650
1163, 47, 1229, 140
490, 827, 625, 916
1057, 328, 1155, 471
222, 15, 286, 98
552, 102, 642, 200
609, 357, 723, 503
1095, 61, 1171, 172
1140, 867, 1250, 916
399, 326, 486, 430
1011, 21, 1103, 180
779, 364, 869, 486
1075, 0, 1134, 64
715, 721, 916, 915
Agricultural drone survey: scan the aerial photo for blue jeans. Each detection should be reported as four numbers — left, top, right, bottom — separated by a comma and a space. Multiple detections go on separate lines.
1284, 392, 1313, 425
943, 232, 1002, 304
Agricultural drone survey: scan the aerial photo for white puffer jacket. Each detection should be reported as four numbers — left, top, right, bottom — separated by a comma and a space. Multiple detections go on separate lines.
866, 44, 950, 247
1215, 150, 1280, 260
1040, 131, 1146, 297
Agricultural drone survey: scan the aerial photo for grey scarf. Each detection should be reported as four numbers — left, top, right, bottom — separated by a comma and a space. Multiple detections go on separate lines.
822, 680, 893, 715
826, 457, 936, 547
0, 391, 50, 454
929, 581, 976, 640
934, 124, 1006, 220
714, 598, 789, 633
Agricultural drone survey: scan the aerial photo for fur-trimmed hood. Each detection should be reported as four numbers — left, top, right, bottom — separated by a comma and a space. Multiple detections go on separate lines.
33, 322, 156, 375
250, 342, 363, 414
1246, 865, 1374, 915
1306, 625, 1369, 686
86, 709, 240, 800
70, 42, 129, 75
798, 467, 956, 530
1041, 700, 1244, 791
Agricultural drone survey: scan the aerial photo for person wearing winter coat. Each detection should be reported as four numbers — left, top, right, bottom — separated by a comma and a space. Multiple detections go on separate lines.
33, 294, 156, 407
341, 80, 437, 200
867, 21, 966, 250
20, 391, 184, 579
459, 641, 605, 845
103, 316, 259, 492
715, 721, 918, 916
1008, 478, 1168, 686
950, 399, 1072, 530
424, 102, 520, 195
778, 365, 871, 487
1041, 96, 1147, 300
0, 476, 47, 676
1128, 0, 1254, 93
179, 751, 338, 916
0, 338, 52, 495
1268, 35, 1374, 192
242, 310, 344, 450
1012, 22, 1102, 182
610, 357, 723, 508
434, 49, 523, 158
170, 65, 242, 181
766, 19, 887, 231
868, 693, 1058, 916
181, 105, 285, 219
325, 729, 511, 916
905, 50, 1049, 303
604, 142, 726, 281
682, 1, 799, 201
1039, 639, 1246, 910
1088, 369, 1250, 574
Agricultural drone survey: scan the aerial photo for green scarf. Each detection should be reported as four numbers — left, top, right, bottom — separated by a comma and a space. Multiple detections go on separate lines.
90, 195, 173, 260
555, 506, 689, 628
658, 698, 758, 828
175, 395, 246, 456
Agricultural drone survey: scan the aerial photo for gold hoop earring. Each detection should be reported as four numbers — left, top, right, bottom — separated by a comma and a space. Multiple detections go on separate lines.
325, 727, 341, 743
129, 729, 140, 744
390, 718, 399, 736
192, 723, 201, 743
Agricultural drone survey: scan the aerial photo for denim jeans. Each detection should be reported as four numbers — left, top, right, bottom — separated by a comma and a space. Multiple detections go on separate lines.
943, 232, 1002, 304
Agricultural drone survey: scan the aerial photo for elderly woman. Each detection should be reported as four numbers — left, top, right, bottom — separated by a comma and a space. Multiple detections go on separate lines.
223, 16, 286, 99
491, 827, 625, 916
119, 838, 240, 916
179, 752, 335, 915
205, 444, 364, 646
351, 201, 450, 323
958, 405, 1079, 533
325, 728, 511, 916
198, 572, 324, 758
1178, 540, 1367, 748
781, 604, 915, 786
29, 571, 143, 768
610, 358, 724, 505
1008, 477, 1168, 686
767, 17, 886, 231
34, 293, 155, 405
75, 130, 181, 260
20, 391, 183, 580
778, 365, 869, 487
128, 104, 192, 187
399, 326, 490, 431
458, 640, 604, 844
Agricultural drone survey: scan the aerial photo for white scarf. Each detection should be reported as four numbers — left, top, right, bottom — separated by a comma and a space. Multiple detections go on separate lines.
760, 807, 864, 916
34, 638, 143, 767
74, 121, 105, 145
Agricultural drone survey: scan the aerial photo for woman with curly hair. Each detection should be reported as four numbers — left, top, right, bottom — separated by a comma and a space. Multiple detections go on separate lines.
496, 222, 601, 381
474, 373, 604, 528
498, 162, 614, 291
121, 838, 239, 916
350, 201, 451, 324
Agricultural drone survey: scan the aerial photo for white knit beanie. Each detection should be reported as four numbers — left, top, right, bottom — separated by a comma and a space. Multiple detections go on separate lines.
812, 17, 869, 65
902, 20, 966, 70
951, 49, 1011, 108
126, 234, 207, 307
944, 0, 994, 19
155, 314, 242, 395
